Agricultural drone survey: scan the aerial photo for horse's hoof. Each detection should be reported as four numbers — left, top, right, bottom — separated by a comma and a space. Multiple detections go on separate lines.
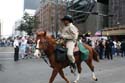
92, 76, 98, 81
92, 77, 98, 81
73, 80, 78, 83
94, 78, 98, 81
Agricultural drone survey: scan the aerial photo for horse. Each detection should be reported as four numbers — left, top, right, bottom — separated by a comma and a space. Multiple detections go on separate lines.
34, 31, 99, 83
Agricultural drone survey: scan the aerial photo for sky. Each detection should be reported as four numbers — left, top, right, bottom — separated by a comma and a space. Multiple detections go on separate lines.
0, 0, 24, 37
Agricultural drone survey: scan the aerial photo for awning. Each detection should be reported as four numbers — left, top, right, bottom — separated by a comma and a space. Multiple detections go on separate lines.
102, 28, 125, 36
95, 31, 101, 36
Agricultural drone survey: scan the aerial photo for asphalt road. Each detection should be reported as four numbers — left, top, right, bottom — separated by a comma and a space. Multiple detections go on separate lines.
0, 47, 125, 83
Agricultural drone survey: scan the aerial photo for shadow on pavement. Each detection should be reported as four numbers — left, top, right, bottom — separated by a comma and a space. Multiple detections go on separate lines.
0, 64, 5, 72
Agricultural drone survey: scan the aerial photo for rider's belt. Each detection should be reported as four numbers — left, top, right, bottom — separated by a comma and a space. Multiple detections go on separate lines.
36, 48, 40, 50
65, 39, 76, 42
65, 39, 73, 41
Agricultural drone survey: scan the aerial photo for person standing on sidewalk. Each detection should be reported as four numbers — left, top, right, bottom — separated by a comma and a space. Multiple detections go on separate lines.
99, 40, 104, 59
105, 40, 113, 60
121, 40, 125, 57
13, 36, 20, 61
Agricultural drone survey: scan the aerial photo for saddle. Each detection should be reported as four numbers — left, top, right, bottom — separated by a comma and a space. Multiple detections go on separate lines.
55, 44, 68, 62
55, 41, 89, 62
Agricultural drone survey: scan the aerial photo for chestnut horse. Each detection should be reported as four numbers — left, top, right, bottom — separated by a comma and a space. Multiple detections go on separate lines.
34, 32, 99, 83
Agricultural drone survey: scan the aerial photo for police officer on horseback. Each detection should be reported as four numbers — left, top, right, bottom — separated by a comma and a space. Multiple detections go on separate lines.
61, 15, 79, 72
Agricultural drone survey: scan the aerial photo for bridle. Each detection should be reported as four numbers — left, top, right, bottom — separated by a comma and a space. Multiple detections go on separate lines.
35, 38, 50, 66
36, 37, 49, 51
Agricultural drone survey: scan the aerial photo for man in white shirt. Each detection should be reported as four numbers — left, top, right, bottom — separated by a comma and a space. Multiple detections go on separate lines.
113, 40, 117, 56
13, 36, 19, 61
61, 15, 79, 72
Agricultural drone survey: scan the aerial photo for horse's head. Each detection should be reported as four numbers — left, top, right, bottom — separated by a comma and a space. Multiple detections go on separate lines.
34, 31, 48, 58
34, 31, 56, 58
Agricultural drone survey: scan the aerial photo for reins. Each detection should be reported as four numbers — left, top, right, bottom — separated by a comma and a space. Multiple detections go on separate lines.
41, 51, 50, 67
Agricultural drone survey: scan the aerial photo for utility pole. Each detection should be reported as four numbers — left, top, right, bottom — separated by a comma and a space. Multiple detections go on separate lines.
55, 0, 58, 38
66, 0, 69, 14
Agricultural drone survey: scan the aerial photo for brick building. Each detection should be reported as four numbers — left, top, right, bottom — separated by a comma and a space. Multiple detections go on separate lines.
35, 0, 66, 35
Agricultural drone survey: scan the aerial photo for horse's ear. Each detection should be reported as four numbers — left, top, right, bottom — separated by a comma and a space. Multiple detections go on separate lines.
43, 31, 47, 36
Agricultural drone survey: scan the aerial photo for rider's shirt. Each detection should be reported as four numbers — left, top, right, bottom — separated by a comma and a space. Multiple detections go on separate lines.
61, 23, 79, 41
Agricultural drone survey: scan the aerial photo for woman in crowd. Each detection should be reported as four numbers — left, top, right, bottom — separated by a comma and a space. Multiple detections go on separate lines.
19, 37, 27, 59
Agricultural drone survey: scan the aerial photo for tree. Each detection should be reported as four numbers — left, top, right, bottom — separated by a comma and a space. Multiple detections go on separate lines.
17, 13, 39, 36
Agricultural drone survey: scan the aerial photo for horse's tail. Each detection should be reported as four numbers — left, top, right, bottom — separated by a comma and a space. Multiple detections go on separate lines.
92, 48, 99, 62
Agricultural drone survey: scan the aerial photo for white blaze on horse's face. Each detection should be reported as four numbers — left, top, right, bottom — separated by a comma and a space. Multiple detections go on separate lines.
34, 39, 41, 58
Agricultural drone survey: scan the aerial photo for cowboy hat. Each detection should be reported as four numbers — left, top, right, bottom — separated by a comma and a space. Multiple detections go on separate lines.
61, 15, 73, 22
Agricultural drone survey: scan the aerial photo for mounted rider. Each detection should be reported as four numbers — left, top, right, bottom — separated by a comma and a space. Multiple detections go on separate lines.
61, 15, 79, 72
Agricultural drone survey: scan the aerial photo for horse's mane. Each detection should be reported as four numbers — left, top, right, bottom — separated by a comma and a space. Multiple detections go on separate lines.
45, 35, 56, 46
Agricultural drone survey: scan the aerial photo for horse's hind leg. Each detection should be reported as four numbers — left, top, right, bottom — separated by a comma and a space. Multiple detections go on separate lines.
59, 69, 70, 83
85, 60, 98, 81
49, 69, 58, 83
73, 62, 82, 83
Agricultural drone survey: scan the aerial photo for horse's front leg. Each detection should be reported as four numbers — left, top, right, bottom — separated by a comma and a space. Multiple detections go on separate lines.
49, 69, 58, 83
59, 69, 70, 83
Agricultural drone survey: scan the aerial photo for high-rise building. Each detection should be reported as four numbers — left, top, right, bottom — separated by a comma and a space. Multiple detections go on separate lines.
24, 0, 40, 10
24, 0, 41, 15
35, 0, 66, 35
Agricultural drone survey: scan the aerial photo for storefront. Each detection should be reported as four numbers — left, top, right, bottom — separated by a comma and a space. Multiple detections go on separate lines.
102, 27, 125, 41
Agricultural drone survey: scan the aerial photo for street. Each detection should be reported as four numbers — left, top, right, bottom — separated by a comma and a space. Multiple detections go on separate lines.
0, 47, 125, 83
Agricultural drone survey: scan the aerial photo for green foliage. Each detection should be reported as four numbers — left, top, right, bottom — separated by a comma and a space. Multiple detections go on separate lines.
17, 13, 39, 36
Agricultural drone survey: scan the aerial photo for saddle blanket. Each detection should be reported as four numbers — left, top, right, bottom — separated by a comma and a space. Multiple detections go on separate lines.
55, 42, 89, 62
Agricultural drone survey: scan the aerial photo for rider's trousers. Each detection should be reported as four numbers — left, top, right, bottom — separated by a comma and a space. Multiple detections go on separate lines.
66, 40, 75, 63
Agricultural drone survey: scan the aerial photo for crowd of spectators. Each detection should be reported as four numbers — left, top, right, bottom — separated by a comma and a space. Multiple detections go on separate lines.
1, 35, 125, 61
0, 38, 14, 47
0, 36, 36, 61
17, 36, 35, 59
84, 37, 125, 60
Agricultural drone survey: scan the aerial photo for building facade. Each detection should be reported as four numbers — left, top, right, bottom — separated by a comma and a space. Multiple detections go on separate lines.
108, 0, 125, 27
24, 0, 41, 16
35, 0, 125, 38
68, 0, 108, 35
69, 0, 125, 38
35, 0, 66, 35
102, 0, 125, 38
